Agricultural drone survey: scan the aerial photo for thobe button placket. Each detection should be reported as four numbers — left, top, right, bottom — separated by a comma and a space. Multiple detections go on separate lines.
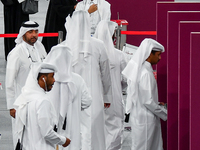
28, 47, 37, 62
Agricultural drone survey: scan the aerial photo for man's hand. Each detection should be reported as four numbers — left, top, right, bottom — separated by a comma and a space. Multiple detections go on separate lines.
10, 109, 16, 118
62, 138, 71, 147
74, 3, 78, 9
159, 102, 165, 106
104, 103, 111, 108
88, 4, 98, 14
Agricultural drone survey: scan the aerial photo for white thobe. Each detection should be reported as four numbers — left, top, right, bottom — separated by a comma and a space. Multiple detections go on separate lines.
23, 99, 66, 150
53, 73, 92, 150
72, 38, 112, 150
76, 0, 111, 34
130, 61, 167, 150
6, 40, 46, 109
5, 40, 46, 148
104, 49, 127, 150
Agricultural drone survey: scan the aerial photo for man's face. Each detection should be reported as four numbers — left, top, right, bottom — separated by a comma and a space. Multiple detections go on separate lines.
23, 29, 38, 45
149, 51, 161, 65
46, 73, 55, 92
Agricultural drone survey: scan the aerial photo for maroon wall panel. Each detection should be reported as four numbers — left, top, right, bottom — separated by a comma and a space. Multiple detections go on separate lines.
190, 32, 200, 150
156, 2, 200, 104
167, 11, 200, 150
156, 3, 200, 150
178, 21, 200, 150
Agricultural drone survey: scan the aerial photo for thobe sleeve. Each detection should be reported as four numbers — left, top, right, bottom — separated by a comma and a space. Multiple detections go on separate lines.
99, 45, 112, 103
80, 79, 92, 109
37, 100, 66, 145
6, 53, 20, 109
120, 52, 127, 90
125, 80, 135, 114
51, 0, 77, 18
140, 73, 167, 121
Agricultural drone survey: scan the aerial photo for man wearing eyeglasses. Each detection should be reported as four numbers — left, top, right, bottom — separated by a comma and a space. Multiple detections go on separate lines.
5, 21, 47, 149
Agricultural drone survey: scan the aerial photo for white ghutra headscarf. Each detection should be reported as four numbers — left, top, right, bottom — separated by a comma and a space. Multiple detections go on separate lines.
65, 10, 92, 66
44, 44, 77, 124
15, 21, 39, 45
93, 20, 118, 68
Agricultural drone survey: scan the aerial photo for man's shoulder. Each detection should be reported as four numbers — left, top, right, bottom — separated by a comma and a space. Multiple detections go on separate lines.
9, 44, 22, 53
90, 38, 106, 55
76, 1, 84, 10
104, 0, 111, 6
91, 37, 106, 51
91, 37, 103, 44
7, 44, 24, 58
71, 73, 84, 83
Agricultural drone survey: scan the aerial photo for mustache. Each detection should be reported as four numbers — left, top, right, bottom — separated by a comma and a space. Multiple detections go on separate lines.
31, 37, 37, 40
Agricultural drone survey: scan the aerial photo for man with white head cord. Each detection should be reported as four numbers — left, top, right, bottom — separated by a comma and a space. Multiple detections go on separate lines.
5, 21, 47, 149
122, 38, 167, 150
14, 62, 71, 150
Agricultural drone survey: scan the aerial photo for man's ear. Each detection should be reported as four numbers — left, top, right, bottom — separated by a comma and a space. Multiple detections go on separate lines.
146, 54, 151, 62
39, 75, 47, 82
146, 52, 154, 63
42, 75, 47, 81
42, 77, 46, 83
22, 35, 25, 40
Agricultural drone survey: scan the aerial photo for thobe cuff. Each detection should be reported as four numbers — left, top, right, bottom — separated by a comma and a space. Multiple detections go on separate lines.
144, 100, 167, 121
58, 136, 66, 145
7, 97, 15, 110
7, 103, 14, 110
103, 95, 112, 103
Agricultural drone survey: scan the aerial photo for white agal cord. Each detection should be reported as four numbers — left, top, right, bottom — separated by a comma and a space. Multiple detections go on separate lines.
42, 78, 47, 92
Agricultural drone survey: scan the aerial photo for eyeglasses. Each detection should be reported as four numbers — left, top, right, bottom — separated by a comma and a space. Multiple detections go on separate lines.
28, 54, 37, 62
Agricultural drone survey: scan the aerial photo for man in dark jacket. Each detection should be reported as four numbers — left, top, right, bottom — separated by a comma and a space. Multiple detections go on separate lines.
42, 0, 78, 53
1, 0, 29, 60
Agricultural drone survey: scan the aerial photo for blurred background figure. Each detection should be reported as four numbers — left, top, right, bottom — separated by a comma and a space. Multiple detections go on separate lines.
75, 0, 111, 35
94, 20, 127, 150
42, 0, 78, 53
1, 0, 29, 60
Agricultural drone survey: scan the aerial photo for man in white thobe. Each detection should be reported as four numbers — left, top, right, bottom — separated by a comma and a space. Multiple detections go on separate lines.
94, 20, 127, 150
65, 10, 112, 150
44, 43, 92, 150
75, 0, 111, 35
122, 38, 167, 150
14, 62, 71, 150
5, 21, 47, 149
